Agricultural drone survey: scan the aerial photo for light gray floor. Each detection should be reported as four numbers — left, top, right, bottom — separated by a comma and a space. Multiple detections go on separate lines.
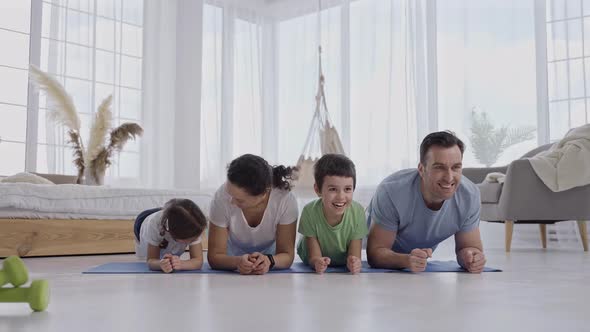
1, 243, 589, 332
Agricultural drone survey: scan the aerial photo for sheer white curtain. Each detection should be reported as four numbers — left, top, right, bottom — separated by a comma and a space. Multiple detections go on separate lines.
143, 0, 269, 190
142, 0, 203, 189
349, 0, 431, 186
200, 0, 273, 190
158, 0, 432, 190
274, 0, 431, 186
276, 2, 343, 168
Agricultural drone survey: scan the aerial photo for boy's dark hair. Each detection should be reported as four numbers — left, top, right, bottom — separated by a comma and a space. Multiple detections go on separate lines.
159, 198, 207, 248
227, 154, 295, 196
419, 131, 465, 165
314, 154, 356, 190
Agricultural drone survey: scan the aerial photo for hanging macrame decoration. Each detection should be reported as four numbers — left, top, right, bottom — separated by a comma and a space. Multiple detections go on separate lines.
292, 2, 345, 189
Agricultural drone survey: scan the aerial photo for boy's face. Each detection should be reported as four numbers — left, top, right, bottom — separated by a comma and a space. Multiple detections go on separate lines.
314, 175, 354, 219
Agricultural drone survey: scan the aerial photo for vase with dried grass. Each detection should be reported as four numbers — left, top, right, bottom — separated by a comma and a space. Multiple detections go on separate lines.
29, 65, 143, 185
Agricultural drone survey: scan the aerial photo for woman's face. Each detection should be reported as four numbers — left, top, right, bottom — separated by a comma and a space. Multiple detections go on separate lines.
226, 182, 269, 210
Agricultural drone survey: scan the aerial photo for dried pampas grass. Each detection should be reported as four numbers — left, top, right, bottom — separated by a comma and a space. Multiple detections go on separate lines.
67, 130, 85, 184
108, 123, 144, 153
86, 95, 113, 166
29, 65, 81, 132
29, 65, 143, 185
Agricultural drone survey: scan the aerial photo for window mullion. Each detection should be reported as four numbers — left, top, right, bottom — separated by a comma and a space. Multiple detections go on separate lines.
534, 0, 550, 144
25, 0, 44, 172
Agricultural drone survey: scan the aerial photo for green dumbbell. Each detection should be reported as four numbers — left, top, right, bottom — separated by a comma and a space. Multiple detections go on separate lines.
0, 279, 50, 312
0, 256, 29, 287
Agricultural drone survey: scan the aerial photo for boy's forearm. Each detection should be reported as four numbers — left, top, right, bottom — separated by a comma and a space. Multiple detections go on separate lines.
308, 256, 323, 267
347, 239, 362, 259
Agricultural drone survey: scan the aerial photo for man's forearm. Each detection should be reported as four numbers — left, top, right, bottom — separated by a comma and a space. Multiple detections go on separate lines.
368, 247, 411, 269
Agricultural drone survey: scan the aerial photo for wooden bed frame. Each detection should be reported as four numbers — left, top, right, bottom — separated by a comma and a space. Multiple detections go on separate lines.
0, 218, 208, 257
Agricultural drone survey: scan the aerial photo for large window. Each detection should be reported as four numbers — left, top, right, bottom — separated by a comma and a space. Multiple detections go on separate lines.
0, 0, 144, 183
0, 0, 31, 175
546, 0, 590, 141
437, 0, 538, 167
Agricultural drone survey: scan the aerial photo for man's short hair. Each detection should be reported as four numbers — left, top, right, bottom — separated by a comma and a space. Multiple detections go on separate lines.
314, 154, 356, 190
419, 131, 465, 164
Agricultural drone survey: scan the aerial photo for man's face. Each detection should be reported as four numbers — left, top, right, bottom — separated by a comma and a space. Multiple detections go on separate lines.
418, 145, 463, 203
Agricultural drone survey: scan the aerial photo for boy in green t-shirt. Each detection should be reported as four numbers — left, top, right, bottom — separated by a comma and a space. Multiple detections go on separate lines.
297, 154, 368, 274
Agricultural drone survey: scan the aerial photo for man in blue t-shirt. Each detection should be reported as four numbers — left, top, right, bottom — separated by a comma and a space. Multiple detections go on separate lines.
367, 131, 486, 273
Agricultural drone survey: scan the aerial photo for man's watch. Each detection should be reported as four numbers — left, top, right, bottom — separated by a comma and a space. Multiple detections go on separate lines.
266, 254, 275, 269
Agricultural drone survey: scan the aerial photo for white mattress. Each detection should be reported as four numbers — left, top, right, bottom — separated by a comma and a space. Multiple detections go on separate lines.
0, 183, 213, 220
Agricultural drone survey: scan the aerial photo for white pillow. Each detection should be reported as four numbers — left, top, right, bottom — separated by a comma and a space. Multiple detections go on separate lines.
0, 172, 54, 185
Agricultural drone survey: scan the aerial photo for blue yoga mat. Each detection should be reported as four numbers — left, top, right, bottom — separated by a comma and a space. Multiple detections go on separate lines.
83, 261, 501, 274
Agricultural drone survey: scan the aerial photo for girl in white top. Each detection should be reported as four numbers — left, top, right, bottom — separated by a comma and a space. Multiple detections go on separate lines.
134, 199, 207, 273
208, 154, 298, 275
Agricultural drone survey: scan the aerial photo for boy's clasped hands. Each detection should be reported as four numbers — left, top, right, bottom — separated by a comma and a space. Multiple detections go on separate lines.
310, 255, 362, 274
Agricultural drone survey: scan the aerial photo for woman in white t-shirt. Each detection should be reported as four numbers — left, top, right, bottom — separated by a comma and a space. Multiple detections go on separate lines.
208, 154, 298, 275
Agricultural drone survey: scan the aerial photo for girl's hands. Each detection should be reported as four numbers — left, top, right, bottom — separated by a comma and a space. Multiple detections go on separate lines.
161, 254, 182, 272
160, 254, 173, 273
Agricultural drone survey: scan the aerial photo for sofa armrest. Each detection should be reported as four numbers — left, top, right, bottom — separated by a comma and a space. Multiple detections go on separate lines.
462, 166, 508, 184
498, 159, 590, 220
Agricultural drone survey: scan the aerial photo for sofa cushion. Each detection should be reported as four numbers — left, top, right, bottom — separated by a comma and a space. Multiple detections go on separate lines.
32, 172, 77, 184
1, 172, 54, 185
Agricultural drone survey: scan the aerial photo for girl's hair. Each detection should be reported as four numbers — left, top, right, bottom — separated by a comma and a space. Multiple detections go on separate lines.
227, 154, 295, 196
158, 198, 207, 249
